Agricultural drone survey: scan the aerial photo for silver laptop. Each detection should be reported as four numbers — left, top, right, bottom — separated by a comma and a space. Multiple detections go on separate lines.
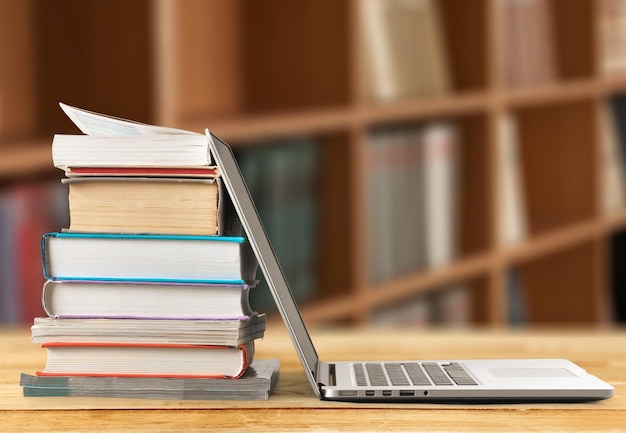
207, 131, 614, 402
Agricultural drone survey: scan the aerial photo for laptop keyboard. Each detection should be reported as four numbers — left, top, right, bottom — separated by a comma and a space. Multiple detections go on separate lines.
353, 362, 477, 386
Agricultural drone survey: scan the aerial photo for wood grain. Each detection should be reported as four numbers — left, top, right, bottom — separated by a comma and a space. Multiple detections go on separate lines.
1, 326, 624, 432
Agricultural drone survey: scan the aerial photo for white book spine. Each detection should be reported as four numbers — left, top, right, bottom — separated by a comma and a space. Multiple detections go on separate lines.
499, 114, 527, 245
422, 123, 458, 268
359, 0, 398, 101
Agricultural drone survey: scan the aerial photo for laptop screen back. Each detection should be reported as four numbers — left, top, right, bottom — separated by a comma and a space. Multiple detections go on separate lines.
207, 132, 321, 394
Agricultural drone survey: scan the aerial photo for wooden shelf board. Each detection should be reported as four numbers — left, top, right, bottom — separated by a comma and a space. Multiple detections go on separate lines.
177, 92, 491, 142
300, 294, 360, 323
599, 74, 626, 94
0, 139, 53, 179
600, 208, 626, 233
502, 79, 599, 109
361, 91, 490, 124
502, 219, 601, 265
178, 107, 353, 143
365, 253, 492, 309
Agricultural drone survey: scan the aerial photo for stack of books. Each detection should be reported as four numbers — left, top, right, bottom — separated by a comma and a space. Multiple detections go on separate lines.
21, 104, 279, 400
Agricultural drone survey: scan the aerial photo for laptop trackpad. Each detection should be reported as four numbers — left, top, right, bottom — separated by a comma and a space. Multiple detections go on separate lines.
488, 368, 576, 378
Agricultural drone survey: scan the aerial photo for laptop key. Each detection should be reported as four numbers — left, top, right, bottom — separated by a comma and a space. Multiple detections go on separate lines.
443, 363, 477, 385
355, 361, 476, 387
403, 363, 432, 386
385, 363, 410, 386
366, 363, 389, 386
422, 362, 454, 385
353, 363, 368, 386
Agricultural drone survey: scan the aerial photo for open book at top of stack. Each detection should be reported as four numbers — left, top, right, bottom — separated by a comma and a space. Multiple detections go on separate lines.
22, 103, 279, 401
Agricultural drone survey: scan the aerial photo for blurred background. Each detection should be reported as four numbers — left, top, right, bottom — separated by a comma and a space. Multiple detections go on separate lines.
2, 0, 626, 328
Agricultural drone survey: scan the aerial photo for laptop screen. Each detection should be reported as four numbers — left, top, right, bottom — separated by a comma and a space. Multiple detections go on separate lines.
207, 132, 321, 392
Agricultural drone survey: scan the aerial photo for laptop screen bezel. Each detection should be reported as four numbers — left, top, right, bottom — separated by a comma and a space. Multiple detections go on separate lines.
207, 131, 322, 398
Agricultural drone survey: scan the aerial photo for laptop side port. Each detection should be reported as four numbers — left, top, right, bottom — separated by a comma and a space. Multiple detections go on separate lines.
400, 390, 415, 397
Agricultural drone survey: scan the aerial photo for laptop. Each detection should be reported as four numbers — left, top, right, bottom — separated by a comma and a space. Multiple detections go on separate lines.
207, 131, 615, 402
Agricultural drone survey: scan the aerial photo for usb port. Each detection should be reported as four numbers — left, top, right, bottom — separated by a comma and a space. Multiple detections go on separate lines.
400, 390, 415, 397
382, 390, 392, 396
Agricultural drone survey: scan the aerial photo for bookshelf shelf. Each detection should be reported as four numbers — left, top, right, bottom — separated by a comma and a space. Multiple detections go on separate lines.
300, 294, 360, 323
501, 79, 600, 108
502, 219, 601, 265
603, 208, 626, 232
363, 92, 490, 124
2, 0, 626, 326
366, 253, 492, 306
182, 108, 354, 143
601, 73, 626, 89
0, 140, 54, 180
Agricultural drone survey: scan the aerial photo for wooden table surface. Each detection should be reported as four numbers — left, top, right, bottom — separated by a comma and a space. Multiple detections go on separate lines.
1, 324, 624, 432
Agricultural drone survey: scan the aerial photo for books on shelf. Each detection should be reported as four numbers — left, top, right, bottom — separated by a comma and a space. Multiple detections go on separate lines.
0, 181, 68, 324
506, 267, 527, 326
23, 103, 275, 400
364, 121, 459, 284
371, 284, 472, 328
601, 99, 626, 213
359, 0, 451, 103
235, 137, 321, 309
602, 92, 626, 216
499, 114, 527, 244
501, 0, 556, 88
610, 229, 626, 323
20, 358, 280, 400
599, 0, 626, 75
422, 122, 459, 268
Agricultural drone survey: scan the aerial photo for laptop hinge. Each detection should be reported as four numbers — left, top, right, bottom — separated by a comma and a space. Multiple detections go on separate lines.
317, 361, 335, 387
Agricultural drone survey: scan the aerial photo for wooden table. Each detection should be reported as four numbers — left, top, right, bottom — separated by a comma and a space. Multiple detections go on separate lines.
1, 324, 624, 432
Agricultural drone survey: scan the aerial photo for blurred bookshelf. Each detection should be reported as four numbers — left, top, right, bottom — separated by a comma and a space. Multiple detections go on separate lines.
3, 0, 626, 326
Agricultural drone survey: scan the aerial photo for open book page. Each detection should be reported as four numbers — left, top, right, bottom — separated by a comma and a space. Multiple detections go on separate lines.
59, 102, 200, 136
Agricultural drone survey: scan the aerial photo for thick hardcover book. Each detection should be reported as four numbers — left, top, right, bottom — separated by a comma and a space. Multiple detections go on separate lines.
31, 314, 266, 346
21, 358, 280, 400
63, 177, 238, 236
37, 341, 254, 379
52, 103, 214, 170
41, 280, 256, 320
52, 134, 214, 169
41, 232, 258, 284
